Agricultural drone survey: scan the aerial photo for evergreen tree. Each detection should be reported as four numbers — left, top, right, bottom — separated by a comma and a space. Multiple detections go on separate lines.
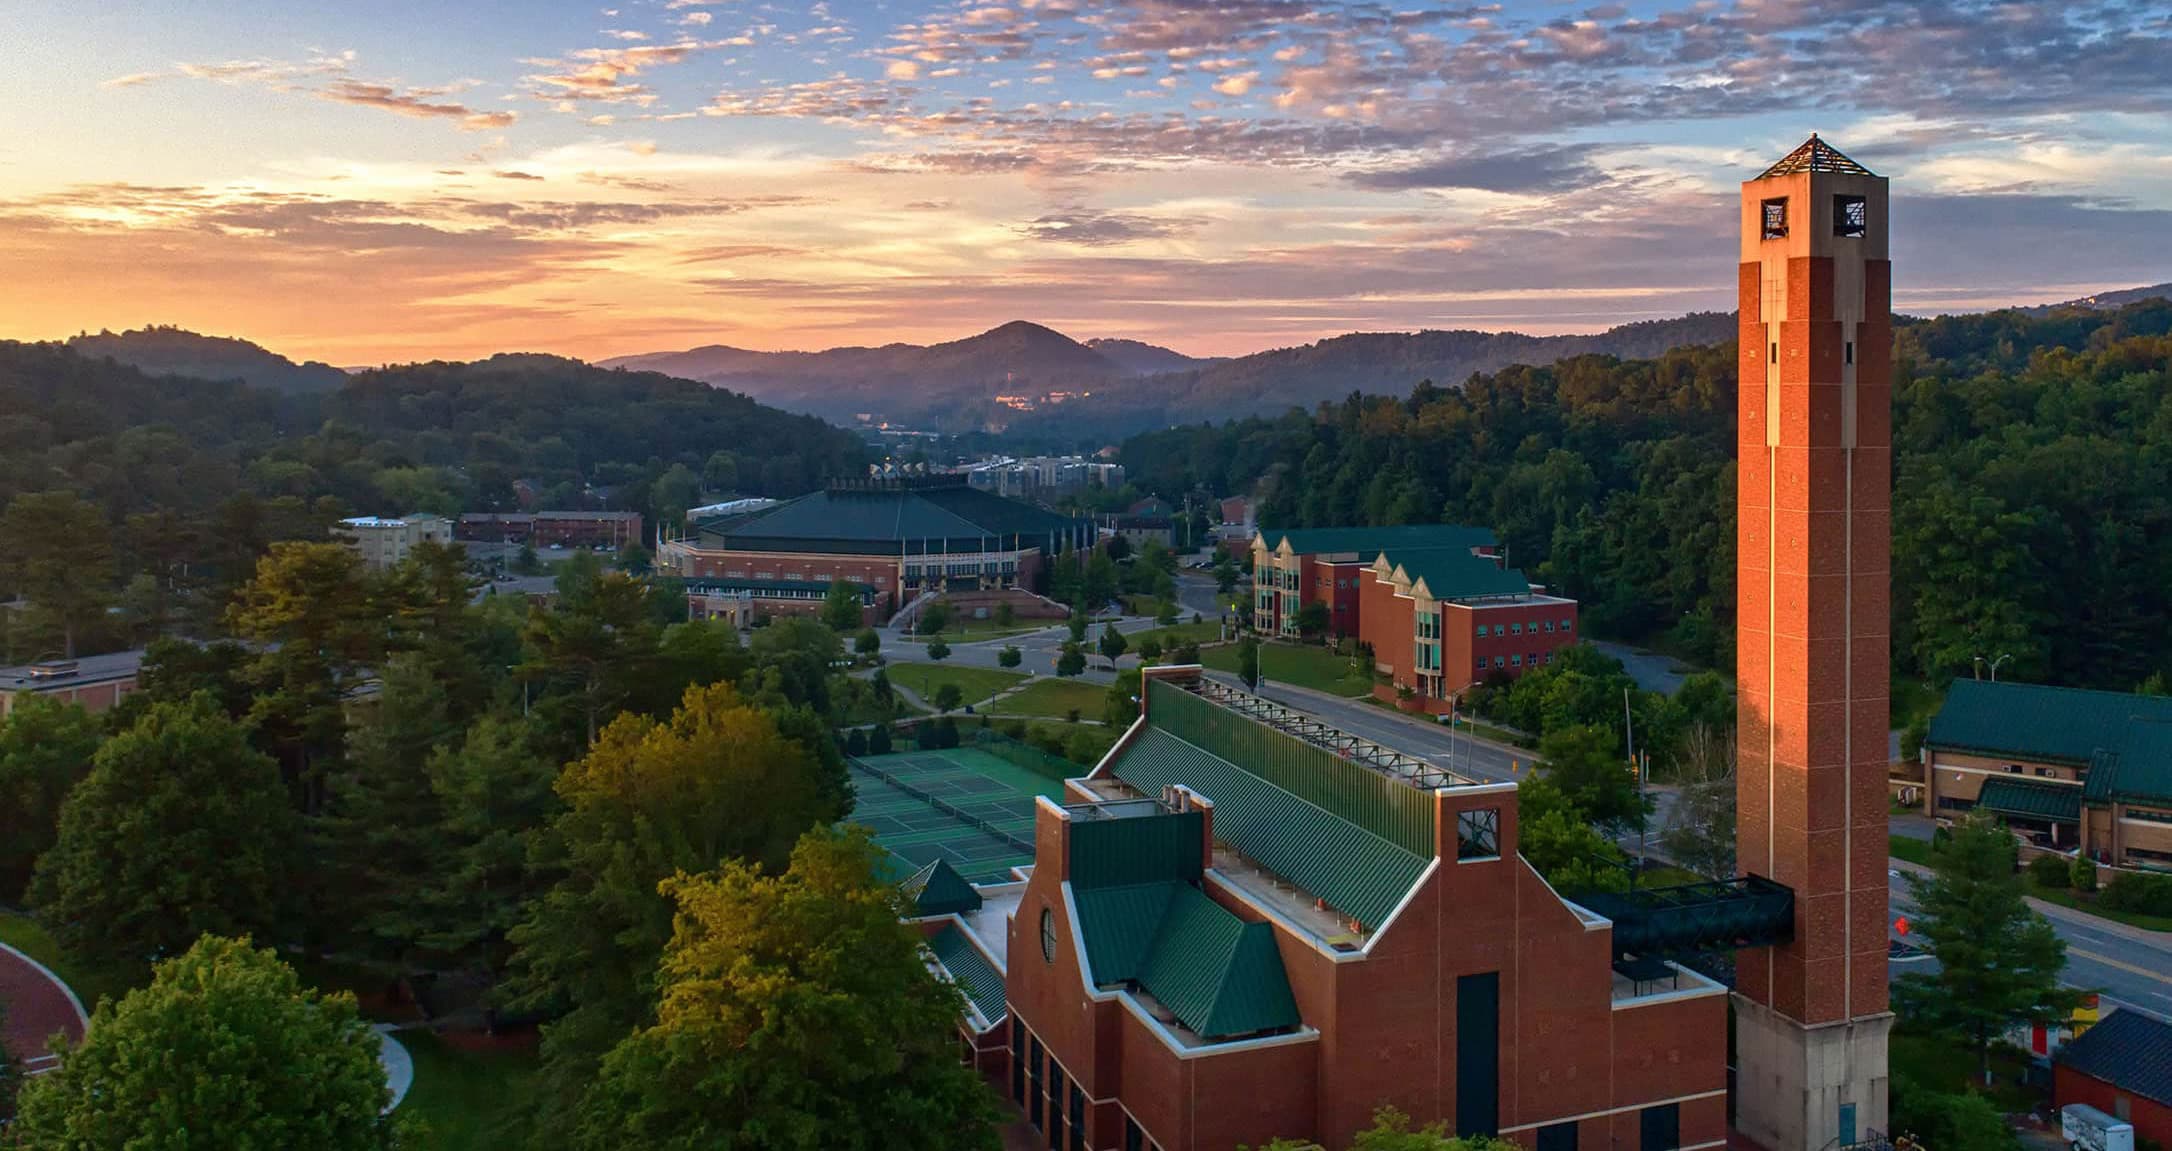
0, 491, 114, 658
31, 695, 297, 970
419, 713, 559, 974
1894, 813, 2083, 1084
1238, 635, 1260, 689
1097, 623, 1128, 666
11, 935, 401, 1149
226, 542, 383, 812
573, 828, 1001, 1150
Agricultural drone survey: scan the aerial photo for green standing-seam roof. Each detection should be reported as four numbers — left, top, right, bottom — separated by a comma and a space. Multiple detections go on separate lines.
1256, 523, 1496, 561
1073, 881, 1181, 984
928, 924, 1006, 1028
1137, 885, 1300, 1039
2085, 720, 2172, 807
1974, 776, 2082, 824
902, 858, 984, 916
1382, 546, 1535, 602
1110, 727, 1429, 932
1926, 680, 2172, 767
698, 478, 1091, 556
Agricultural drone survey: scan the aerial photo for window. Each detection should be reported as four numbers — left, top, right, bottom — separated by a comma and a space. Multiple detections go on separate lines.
1845, 341, 1854, 366
1761, 196, 1788, 239
1040, 908, 1057, 964
1125, 1118, 1146, 1151
1477, 659, 1488, 673
2035, 767, 2054, 778
1834, 194, 1867, 238
1011, 1022, 1026, 1103
1544, 620, 1554, 632
1770, 342, 1779, 364
1457, 807, 1500, 860
1538, 1123, 1579, 1151
1494, 656, 1505, 668
1476, 624, 1488, 637
1510, 654, 1521, 667
1070, 1085, 1086, 1151
2006, 764, 2024, 774
1510, 622, 1522, 635
1639, 1103, 1680, 1151
1560, 617, 1572, 631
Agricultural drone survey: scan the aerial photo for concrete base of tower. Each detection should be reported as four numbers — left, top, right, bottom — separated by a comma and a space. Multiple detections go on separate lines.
1731, 995, 1893, 1151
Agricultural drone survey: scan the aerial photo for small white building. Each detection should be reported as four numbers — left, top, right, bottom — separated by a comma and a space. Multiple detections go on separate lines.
334, 514, 452, 571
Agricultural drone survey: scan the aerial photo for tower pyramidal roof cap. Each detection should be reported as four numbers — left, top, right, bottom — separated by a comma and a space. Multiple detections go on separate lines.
1758, 133, 1877, 179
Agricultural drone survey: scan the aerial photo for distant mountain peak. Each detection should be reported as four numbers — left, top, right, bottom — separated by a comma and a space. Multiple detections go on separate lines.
66, 325, 346, 394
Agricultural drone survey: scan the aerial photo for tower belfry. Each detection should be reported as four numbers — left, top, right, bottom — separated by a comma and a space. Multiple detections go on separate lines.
1734, 134, 1893, 1151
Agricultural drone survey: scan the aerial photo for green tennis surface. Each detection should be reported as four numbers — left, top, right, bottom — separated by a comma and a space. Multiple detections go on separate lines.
847, 748, 1064, 883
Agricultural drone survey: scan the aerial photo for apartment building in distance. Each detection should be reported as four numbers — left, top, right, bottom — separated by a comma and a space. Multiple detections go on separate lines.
333, 514, 452, 571
1251, 525, 1579, 713
0, 649, 144, 718
454, 510, 645, 550
1920, 679, 2172, 871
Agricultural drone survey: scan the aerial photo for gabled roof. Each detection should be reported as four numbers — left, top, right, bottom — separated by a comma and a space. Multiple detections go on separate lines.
701, 479, 1085, 547
1070, 880, 1300, 1040
1378, 546, 1533, 603
1926, 680, 2172, 768
2085, 720, 2172, 807
927, 924, 1006, 1029
1758, 134, 1876, 178
1256, 523, 1496, 561
903, 858, 983, 917
1974, 776, 2081, 824
2057, 1008, 2172, 1107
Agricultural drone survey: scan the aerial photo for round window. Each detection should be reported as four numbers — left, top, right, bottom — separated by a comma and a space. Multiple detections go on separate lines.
1040, 908, 1056, 965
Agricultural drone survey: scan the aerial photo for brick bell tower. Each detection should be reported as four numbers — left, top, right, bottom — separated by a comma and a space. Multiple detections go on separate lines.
1733, 135, 1893, 1151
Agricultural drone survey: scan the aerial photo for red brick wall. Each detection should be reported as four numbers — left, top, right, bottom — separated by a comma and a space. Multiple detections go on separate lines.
1312, 560, 1367, 638
1461, 602, 1579, 687
1358, 569, 1412, 685
2056, 1065, 2172, 1149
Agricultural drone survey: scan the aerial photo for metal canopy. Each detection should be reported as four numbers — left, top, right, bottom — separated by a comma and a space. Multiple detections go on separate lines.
1572, 875, 1795, 959
1759, 134, 1877, 179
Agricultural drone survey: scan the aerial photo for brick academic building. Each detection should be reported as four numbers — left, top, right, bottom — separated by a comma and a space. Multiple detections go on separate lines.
1250, 525, 1580, 714
657, 475, 1094, 624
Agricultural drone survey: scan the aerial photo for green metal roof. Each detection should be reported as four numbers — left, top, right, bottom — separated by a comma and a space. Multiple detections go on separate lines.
1256, 523, 1496, 561
1138, 886, 1301, 1039
2085, 720, 2172, 807
903, 858, 983, 916
928, 924, 1006, 1028
1111, 726, 1429, 932
1069, 811, 1205, 890
1974, 776, 2082, 824
1381, 546, 1535, 603
1070, 880, 1299, 1040
1926, 680, 2172, 766
699, 479, 1089, 554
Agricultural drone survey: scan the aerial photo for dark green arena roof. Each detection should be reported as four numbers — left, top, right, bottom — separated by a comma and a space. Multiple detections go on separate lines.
1974, 776, 2082, 824
1926, 679, 2172, 768
697, 477, 1093, 557
2085, 720, 2172, 807
927, 924, 1006, 1029
1256, 523, 1496, 561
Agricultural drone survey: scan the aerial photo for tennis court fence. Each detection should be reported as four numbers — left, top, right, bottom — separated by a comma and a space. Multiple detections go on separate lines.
852, 755, 1034, 854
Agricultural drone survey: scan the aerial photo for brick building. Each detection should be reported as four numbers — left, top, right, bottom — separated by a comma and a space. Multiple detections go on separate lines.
1250, 525, 1579, 713
333, 514, 451, 571
0, 649, 143, 718
455, 511, 644, 550
990, 667, 1731, 1151
2054, 1009, 2172, 1150
1919, 679, 2172, 871
684, 577, 880, 628
658, 475, 1093, 624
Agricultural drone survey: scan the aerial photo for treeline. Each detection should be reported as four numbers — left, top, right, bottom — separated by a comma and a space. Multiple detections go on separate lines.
0, 343, 866, 656
1122, 300, 2172, 689
0, 542, 996, 1147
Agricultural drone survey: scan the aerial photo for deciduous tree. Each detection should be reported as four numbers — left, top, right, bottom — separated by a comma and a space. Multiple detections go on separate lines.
1537, 724, 1649, 836
0, 491, 113, 658
0, 695, 103, 901
823, 579, 865, 633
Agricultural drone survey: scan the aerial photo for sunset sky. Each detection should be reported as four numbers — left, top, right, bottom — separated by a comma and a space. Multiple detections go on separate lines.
4, 0, 2169, 364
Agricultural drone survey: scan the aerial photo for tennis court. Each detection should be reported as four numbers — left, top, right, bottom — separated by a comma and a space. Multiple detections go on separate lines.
848, 748, 1064, 883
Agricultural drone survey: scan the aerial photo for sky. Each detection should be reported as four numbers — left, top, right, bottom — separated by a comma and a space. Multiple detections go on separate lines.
2, 0, 2169, 364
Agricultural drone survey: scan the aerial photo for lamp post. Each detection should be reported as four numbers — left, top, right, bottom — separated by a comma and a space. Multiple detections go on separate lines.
1972, 652, 2013, 682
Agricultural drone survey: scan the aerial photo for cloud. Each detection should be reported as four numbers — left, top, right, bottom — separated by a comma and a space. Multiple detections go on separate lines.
525, 38, 736, 105
100, 71, 164, 89
1016, 208, 1202, 246
680, 12, 713, 25
109, 53, 515, 132
322, 81, 518, 131
1350, 145, 1609, 194
886, 60, 921, 79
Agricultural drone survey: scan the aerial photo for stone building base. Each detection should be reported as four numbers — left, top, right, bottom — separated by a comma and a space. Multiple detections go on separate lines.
1732, 996, 1892, 1151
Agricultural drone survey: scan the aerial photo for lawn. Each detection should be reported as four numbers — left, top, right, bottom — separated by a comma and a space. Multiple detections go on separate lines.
393, 1029, 542, 1151
1128, 621, 1225, 651
987, 677, 1108, 721
914, 618, 1045, 642
1201, 641, 1375, 698
0, 909, 137, 1014
1888, 835, 1935, 867
884, 662, 1027, 707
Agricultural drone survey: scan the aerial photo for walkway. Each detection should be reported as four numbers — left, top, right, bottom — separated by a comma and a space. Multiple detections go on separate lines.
0, 940, 89, 1079
375, 1024, 414, 1113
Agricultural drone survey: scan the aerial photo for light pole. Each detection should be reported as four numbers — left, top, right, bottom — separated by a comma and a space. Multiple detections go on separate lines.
1972, 652, 2013, 682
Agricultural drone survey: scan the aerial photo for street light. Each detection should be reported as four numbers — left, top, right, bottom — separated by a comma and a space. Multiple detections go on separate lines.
1972, 653, 2013, 682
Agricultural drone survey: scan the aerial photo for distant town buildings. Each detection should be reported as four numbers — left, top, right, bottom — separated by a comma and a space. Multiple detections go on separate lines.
1097, 497, 1176, 550
962, 455, 1124, 499
0, 649, 143, 718
1251, 525, 1578, 714
1921, 679, 2172, 871
333, 514, 452, 571
658, 475, 1094, 624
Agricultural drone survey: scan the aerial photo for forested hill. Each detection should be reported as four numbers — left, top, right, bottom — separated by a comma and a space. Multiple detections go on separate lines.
67, 325, 349, 394
1121, 299, 2172, 691
0, 342, 866, 654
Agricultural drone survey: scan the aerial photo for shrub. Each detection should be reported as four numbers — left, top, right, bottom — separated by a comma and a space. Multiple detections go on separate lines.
2099, 870, 2172, 916
2027, 854, 2071, 889
2070, 854, 2098, 893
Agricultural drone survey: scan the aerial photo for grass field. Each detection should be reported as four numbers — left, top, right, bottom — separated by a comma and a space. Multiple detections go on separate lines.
916, 619, 1044, 642
0, 909, 136, 1014
1888, 835, 1934, 867
393, 1029, 542, 1151
1201, 641, 1375, 697
1128, 621, 1224, 651
1885, 837, 2172, 932
885, 663, 1027, 707
987, 678, 1106, 721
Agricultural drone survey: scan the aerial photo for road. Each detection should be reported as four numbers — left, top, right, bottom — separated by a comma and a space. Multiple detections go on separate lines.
1887, 862, 2172, 1018
1199, 672, 1531, 784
